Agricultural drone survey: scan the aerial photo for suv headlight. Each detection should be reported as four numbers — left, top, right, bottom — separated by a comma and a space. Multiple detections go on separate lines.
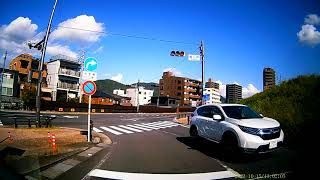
238, 125, 262, 136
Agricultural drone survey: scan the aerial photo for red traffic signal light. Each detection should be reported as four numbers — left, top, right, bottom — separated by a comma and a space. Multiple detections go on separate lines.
170, 51, 185, 57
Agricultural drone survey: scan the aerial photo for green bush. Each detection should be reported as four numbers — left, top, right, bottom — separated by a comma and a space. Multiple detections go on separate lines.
240, 74, 319, 149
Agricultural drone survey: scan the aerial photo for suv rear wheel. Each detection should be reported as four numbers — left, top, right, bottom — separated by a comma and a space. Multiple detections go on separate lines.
190, 126, 198, 137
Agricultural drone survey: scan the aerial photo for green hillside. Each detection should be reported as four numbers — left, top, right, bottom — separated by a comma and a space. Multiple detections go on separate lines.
240, 74, 319, 148
95, 79, 130, 94
95, 79, 159, 96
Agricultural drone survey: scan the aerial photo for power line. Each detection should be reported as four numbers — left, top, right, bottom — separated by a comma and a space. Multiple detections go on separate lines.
54, 25, 198, 45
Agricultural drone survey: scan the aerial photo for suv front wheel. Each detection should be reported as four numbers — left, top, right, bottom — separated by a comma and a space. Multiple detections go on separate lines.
220, 132, 239, 156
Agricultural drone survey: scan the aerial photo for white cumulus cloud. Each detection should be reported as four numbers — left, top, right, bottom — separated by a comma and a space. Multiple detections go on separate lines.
304, 14, 320, 25
111, 73, 123, 82
163, 68, 182, 76
0, 17, 38, 43
242, 84, 260, 98
93, 46, 104, 54
46, 44, 78, 59
297, 24, 320, 46
216, 80, 226, 97
51, 15, 104, 43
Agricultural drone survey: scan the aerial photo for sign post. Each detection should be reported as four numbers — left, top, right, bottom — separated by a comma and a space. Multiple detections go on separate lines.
82, 80, 97, 142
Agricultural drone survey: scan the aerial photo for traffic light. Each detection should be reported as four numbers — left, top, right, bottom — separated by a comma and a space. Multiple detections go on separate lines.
170, 51, 185, 57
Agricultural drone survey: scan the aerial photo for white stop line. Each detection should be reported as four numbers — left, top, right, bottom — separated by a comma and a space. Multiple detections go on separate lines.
88, 169, 236, 180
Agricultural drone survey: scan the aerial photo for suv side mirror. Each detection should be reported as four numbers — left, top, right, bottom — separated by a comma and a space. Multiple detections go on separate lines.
213, 114, 222, 120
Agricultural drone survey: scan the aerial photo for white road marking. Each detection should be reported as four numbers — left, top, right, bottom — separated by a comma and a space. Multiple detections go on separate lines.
109, 126, 134, 134
133, 124, 161, 130
138, 122, 177, 129
88, 169, 236, 180
179, 124, 190, 128
126, 125, 152, 131
121, 118, 142, 121
93, 127, 103, 133
100, 126, 123, 135
144, 121, 178, 128
63, 115, 79, 119
119, 125, 143, 132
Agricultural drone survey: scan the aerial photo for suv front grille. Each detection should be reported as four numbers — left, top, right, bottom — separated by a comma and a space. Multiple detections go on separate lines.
259, 127, 281, 140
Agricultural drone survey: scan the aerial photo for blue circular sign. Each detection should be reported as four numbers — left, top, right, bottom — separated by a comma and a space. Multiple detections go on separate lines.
84, 57, 97, 71
82, 81, 96, 95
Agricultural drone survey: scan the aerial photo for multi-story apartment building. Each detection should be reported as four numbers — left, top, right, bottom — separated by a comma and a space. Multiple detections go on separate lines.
0, 68, 19, 97
8, 54, 51, 100
46, 55, 81, 101
204, 88, 221, 104
226, 84, 242, 103
205, 78, 220, 89
159, 71, 201, 107
126, 87, 154, 106
263, 67, 276, 91
9, 54, 47, 84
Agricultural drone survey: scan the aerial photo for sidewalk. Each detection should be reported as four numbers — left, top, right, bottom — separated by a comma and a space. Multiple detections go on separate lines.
0, 127, 111, 179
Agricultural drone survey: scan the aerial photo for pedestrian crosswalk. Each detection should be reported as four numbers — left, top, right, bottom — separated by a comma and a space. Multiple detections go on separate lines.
93, 121, 180, 136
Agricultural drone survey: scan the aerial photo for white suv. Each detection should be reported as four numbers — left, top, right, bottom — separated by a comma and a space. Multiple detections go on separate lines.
189, 104, 284, 153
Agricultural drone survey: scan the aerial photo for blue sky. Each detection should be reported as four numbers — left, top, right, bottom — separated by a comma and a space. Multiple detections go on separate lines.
1, 0, 320, 97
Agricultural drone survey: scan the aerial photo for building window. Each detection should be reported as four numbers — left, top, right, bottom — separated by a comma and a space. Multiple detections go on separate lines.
177, 86, 181, 90
177, 92, 181, 96
178, 80, 181, 84
144, 92, 146, 95
20, 60, 29, 69
144, 97, 146, 99
139, 91, 141, 94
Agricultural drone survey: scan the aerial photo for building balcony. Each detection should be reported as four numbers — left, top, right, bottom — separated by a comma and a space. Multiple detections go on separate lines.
189, 94, 201, 99
59, 68, 80, 78
186, 88, 197, 93
57, 82, 79, 91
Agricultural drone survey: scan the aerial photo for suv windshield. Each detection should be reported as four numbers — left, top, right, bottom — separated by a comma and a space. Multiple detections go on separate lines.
222, 106, 262, 119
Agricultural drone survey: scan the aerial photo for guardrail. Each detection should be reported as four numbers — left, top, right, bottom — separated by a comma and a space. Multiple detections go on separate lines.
0, 112, 56, 128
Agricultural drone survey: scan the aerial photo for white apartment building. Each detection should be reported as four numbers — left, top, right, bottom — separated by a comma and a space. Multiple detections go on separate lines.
204, 87, 221, 104
113, 89, 126, 96
46, 55, 81, 101
126, 87, 154, 106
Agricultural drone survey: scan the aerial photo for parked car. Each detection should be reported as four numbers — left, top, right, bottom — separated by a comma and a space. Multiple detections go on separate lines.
189, 104, 284, 154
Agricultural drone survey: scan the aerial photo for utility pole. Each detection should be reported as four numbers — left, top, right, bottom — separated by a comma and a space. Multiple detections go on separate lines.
0, 51, 7, 108
35, 0, 58, 127
157, 86, 160, 107
200, 40, 205, 105
136, 80, 140, 113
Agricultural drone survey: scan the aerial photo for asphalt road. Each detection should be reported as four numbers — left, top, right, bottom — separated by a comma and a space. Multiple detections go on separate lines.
0, 112, 297, 179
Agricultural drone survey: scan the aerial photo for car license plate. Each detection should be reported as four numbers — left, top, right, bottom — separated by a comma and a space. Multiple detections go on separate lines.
269, 141, 277, 149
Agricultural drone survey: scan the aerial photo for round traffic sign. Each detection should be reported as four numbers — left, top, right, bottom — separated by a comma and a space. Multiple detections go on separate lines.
82, 80, 97, 95
84, 57, 97, 71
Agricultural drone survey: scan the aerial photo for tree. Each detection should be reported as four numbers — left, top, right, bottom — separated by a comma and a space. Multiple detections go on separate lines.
20, 83, 36, 110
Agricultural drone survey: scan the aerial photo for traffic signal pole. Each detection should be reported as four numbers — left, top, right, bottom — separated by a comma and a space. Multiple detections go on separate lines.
200, 40, 205, 105
36, 0, 58, 127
